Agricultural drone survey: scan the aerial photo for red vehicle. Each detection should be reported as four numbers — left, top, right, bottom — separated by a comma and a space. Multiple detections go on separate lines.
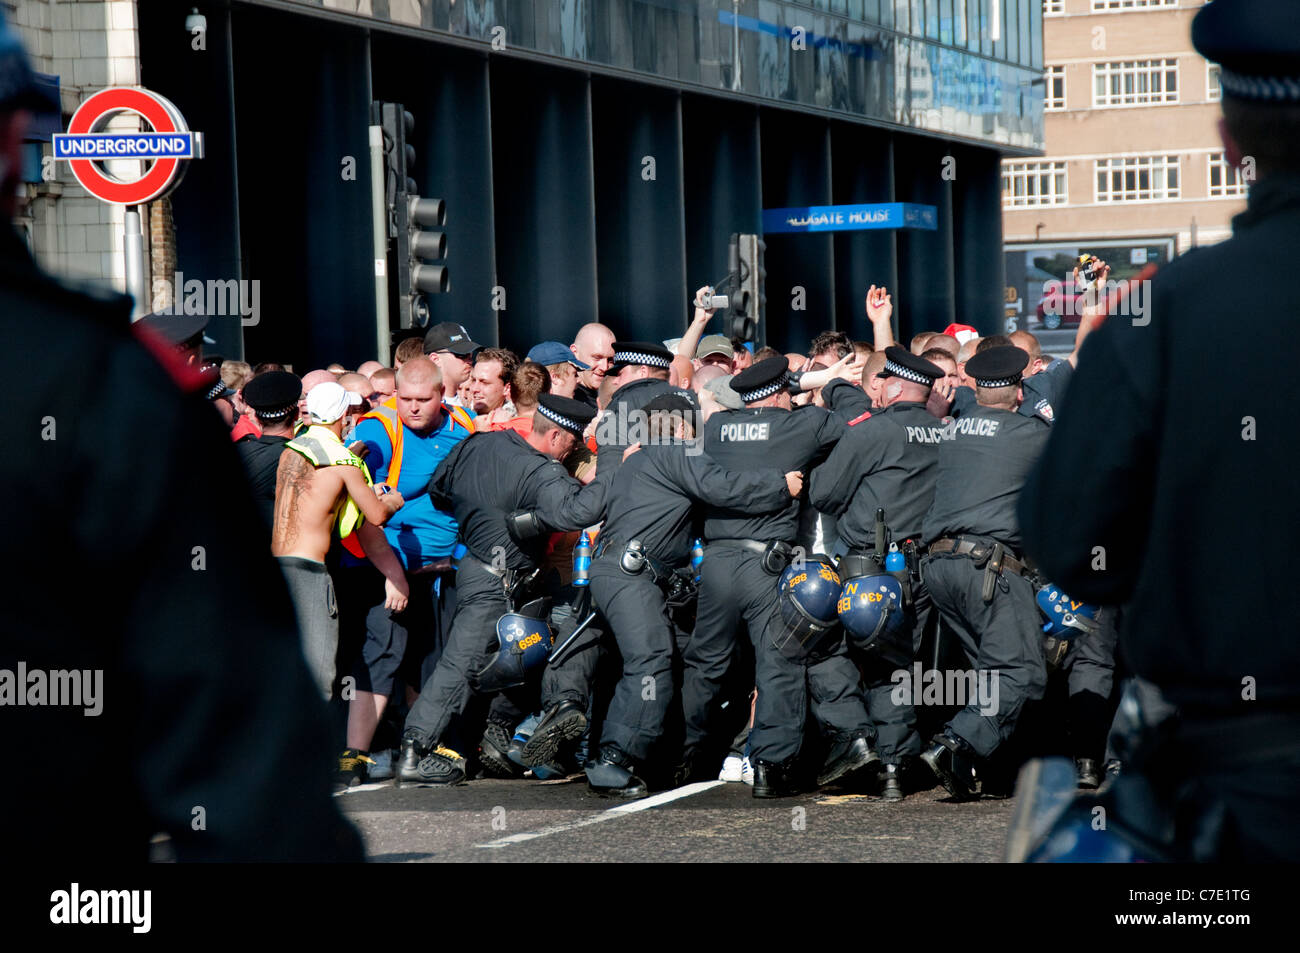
1035, 281, 1086, 331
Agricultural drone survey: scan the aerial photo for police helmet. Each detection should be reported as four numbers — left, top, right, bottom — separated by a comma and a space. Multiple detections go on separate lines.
472, 613, 555, 694
773, 555, 842, 660
838, 573, 908, 659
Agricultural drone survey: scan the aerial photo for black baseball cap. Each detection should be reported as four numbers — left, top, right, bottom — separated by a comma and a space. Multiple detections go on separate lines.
423, 322, 480, 356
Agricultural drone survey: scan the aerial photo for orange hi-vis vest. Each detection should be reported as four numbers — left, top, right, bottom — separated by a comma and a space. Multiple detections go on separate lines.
341, 397, 474, 558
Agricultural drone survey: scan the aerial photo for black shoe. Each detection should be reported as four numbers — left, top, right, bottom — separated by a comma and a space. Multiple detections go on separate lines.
396, 731, 429, 784
334, 749, 375, 793
585, 746, 648, 799
752, 758, 803, 798
480, 722, 524, 779
522, 700, 588, 768
920, 732, 980, 802
817, 733, 879, 787
408, 746, 467, 786
879, 763, 904, 802
1075, 757, 1101, 790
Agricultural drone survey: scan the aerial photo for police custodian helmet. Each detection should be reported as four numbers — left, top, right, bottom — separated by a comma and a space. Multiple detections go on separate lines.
773, 556, 843, 661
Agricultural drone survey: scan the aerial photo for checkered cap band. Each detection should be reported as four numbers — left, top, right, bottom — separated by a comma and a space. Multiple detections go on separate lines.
738, 378, 786, 403
974, 374, 1021, 388
1220, 68, 1300, 102
884, 358, 932, 385
536, 402, 582, 434
257, 405, 296, 421
207, 381, 229, 400
613, 350, 672, 369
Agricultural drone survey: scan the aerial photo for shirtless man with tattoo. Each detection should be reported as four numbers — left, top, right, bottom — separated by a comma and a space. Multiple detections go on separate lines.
273, 381, 409, 698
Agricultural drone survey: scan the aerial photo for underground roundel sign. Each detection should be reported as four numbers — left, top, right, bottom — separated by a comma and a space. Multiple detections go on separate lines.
52, 87, 203, 205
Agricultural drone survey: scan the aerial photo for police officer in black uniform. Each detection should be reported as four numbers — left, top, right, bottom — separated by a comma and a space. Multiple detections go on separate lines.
0, 10, 360, 860
1019, 0, 1300, 861
681, 357, 877, 793
397, 394, 606, 784
595, 341, 700, 481
584, 393, 802, 798
809, 347, 946, 800
235, 370, 302, 529
918, 346, 1051, 800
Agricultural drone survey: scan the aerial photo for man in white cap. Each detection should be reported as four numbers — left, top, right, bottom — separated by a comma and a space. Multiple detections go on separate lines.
272, 382, 410, 698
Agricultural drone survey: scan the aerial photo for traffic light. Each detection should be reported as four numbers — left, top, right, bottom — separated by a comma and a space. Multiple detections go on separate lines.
373, 101, 448, 328
729, 232, 765, 342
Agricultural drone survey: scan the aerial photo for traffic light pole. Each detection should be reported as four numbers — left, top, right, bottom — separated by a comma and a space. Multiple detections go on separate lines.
368, 123, 389, 363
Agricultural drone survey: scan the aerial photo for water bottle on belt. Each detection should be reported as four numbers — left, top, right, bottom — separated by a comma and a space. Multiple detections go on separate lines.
573, 532, 592, 587
452, 542, 467, 570
885, 543, 906, 573
691, 538, 705, 584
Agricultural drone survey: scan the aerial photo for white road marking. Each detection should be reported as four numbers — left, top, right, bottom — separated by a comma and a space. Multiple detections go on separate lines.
333, 781, 393, 796
474, 780, 726, 849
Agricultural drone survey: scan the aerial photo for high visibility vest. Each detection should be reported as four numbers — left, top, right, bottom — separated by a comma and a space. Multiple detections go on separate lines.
284, 424, 373, 541
340, 398, 473, 558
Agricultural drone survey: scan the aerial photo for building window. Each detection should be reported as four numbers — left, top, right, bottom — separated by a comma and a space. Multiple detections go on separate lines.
1093, 59, 1179, 107
1207, 63, 1221, 102
1208, 152, 1246, 198
1095, 154, 1180, 202
1045, 65, 1066, 110
1003, 160, 1069, 207
1044, 0, 1064, 13
1091, 0, 1178, 10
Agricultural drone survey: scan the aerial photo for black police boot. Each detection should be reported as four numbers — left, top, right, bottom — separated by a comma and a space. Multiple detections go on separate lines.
879, 763, 905, 802
409, 746, 467, 786
1075, 757, 1101, 790
920, 731, 980, 802
585, 745, 649, 800
396, 730, 429, 785
817, 731, 880, 787
521, 699, 588, 768
479, 722, 524, 779
752, 758, 803, 799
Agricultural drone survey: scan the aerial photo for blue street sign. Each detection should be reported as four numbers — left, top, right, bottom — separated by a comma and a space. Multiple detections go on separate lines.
52, 131, 195, 160
762, 202, 938, 234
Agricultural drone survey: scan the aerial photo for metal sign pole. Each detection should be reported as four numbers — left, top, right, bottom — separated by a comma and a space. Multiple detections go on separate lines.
369, 124, 390, 363
123, 205, 146, 319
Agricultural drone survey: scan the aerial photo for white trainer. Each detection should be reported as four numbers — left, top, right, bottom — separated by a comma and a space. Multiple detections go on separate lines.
741, 756, 754, 786
718, 755, 745, 782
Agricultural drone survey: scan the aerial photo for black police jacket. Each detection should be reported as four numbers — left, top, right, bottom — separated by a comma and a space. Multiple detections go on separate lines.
809, 400, 942, 549
1020, 172, 1300, 711
599, 442, 791, 566
702, 404, 842, 544
1, 226, 362, 862
429, 429, 606, 571
594, 377, 700, 481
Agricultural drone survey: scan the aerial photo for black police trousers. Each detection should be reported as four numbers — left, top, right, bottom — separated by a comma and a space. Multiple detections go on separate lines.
859, 583, 933, 765
684, 547, 870, 766
404, 554, 522, 749
540, 581, 604, 711
1063, 605, 1119, 763
589, 554, 679, 763
921, 553, 1047, 759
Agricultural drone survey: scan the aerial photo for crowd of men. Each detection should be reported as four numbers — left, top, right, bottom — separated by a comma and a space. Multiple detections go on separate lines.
142, 270, 1128, 805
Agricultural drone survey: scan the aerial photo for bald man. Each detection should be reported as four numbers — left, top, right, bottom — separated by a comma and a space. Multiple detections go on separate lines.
925, 333, 961, 361
357, 360, 385, 378
571, 323, 615, 408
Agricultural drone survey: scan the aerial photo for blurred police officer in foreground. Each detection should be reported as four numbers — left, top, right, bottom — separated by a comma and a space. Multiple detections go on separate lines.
1019, 0, 1300, 861
397, 395, 605, 785
920, 347, 1050, 801
810, 347, 946, 800
583, 394, 802, 798
0, 13, 361, 860
683, 357, 877, 795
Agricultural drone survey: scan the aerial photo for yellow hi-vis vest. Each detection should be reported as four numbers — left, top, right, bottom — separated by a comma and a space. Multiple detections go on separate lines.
284, 424, 372, 539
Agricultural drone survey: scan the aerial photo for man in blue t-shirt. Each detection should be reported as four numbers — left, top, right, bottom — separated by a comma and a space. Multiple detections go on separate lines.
337, 357, 475, 790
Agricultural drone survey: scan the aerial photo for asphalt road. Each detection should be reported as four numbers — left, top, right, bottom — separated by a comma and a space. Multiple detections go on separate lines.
337, 772, 1017, 863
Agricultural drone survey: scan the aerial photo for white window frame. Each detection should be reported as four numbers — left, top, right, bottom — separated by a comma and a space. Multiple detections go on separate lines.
1207, 152, 1246, 198
1090, 0, 1178, 11
1044, 0, 1065, 15
1003, 160, 1070, 208
1094, 154, 1181, 203
1206, 62, 1221, 102
1045, 65, 1066, 110
1093, 59, 1179, 107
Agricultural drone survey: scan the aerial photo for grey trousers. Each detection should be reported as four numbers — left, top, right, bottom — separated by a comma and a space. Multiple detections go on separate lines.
278, 556, 339, 700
